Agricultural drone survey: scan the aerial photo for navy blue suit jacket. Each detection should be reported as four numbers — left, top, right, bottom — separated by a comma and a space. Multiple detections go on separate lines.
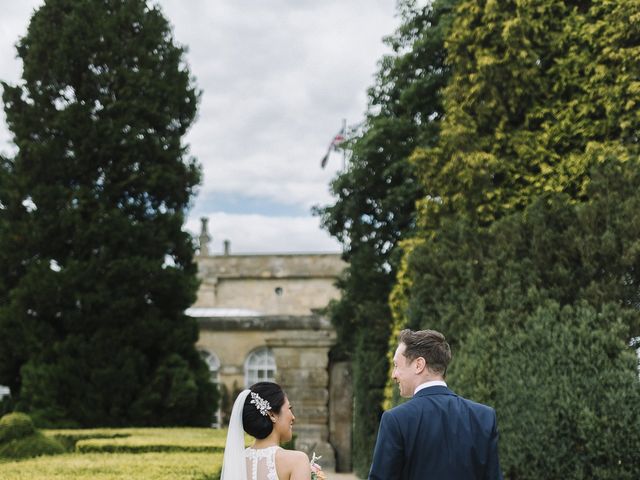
369, 386, 503, 480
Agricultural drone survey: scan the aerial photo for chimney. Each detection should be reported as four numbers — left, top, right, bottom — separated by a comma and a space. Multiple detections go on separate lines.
223, 239, 231, 256
198, 217, 211, 256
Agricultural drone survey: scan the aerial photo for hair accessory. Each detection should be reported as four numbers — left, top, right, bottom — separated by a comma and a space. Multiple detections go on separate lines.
250, 391, 271, 416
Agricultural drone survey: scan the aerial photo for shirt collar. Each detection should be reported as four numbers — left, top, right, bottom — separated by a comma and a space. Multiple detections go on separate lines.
414, 380, 447, 395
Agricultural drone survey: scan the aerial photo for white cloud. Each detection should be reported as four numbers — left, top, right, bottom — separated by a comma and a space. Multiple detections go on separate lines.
0, 0, 399, 252
158, 0, 397, 210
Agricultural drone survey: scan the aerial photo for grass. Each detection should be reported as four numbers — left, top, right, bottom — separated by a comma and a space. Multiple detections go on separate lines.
0, 427, 231, 479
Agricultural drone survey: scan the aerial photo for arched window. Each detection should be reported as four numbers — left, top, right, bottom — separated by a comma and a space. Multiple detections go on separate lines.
201, 350, 220, 383
200, 350, 221, 427
244, 347, 276, 387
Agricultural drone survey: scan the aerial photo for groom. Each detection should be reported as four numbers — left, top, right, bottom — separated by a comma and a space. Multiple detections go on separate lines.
369, 329, 503, 480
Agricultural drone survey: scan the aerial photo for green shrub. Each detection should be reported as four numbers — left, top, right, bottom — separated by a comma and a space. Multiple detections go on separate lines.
396, 160, 640, 479
0, 412, 65, 460
0, 431, 65, 459
0, 412, 35, 443
453, 301, 640, 480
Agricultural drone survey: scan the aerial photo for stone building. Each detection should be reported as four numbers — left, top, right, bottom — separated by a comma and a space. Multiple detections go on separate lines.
188, 218, 352, 471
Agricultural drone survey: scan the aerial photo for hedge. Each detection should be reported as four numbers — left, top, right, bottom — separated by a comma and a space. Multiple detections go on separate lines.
47, 427, 229, 454
1, 428, 228, 479
0, 451, 222, 479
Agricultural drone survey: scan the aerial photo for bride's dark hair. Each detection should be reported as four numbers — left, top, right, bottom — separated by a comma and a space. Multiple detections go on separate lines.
243, 382, 286, 439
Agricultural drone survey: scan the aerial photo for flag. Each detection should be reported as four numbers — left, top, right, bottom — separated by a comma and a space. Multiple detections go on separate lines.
320, 125, 346, 168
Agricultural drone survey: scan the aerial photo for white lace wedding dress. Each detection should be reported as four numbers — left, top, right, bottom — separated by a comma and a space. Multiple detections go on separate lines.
245, 446, 281, 480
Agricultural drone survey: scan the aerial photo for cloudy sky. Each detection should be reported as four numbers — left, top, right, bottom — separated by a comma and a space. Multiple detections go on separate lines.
0, 1, 400, 254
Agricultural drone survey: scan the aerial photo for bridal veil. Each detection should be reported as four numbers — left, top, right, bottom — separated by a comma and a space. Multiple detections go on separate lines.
220, 389, 251, 480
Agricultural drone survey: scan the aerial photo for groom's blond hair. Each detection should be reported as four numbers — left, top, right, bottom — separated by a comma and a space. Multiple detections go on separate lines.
399, 329, 451, 376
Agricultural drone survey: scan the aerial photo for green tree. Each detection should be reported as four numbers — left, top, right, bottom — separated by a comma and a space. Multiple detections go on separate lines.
394, 158, 640, 478
390, 1, 640, 476
408, 0, 640, 230
396, 154, 640, 348
392, 0, 640, 354
315, 0, 456, 474
392, 0, 640, 346
0, 0, 216, 426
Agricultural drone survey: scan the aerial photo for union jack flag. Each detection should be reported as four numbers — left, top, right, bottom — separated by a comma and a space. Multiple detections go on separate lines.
320, 125, 346, 168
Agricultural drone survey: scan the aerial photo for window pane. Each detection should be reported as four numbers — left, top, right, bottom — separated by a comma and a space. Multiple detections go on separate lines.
245, 348, 277, 388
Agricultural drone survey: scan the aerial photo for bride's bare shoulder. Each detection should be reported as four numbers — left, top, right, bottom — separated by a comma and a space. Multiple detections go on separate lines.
276, 449, 310, 478
277, 448, 309, 463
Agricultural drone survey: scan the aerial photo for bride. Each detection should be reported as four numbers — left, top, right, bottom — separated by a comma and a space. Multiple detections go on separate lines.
221, 381, 326, 480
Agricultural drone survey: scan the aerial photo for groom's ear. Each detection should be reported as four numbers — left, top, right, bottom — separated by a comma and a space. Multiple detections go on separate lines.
414, 356, 426, 374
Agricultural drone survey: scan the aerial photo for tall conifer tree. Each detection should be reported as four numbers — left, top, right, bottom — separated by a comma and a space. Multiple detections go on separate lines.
0, 0, 216, 426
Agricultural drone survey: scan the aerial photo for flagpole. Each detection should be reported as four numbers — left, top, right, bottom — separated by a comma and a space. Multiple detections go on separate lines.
341, 118, 346, 171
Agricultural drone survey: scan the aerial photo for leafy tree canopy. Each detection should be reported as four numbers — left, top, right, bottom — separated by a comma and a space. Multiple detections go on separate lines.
411, 0, 640, 229
391, 1, 640, 476
0, 0, 216, 426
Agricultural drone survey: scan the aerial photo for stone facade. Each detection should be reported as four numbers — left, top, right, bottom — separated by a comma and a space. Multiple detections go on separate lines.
193, 253, 344, 315
190, 225, 350, 471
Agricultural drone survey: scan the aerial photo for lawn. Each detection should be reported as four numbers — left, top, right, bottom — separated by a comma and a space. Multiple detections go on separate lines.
0, 427, 230, 479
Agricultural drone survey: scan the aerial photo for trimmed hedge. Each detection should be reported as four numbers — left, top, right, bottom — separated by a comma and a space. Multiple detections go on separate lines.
1, 428, 227, 478
1, 425, 226, 477
75, 439, 219, 454
0, 451, 222, 479
0, 412, 35, 442
0, 412, 64, 460
0, 431, 65, 459
47, 427, 230, 454
49, 432, 129, 452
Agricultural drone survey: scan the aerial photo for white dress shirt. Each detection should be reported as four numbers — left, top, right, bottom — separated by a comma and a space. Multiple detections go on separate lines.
414, 380, 447, 396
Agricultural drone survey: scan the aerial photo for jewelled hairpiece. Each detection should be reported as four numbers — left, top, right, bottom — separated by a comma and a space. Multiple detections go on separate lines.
250, 391, 271, 416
